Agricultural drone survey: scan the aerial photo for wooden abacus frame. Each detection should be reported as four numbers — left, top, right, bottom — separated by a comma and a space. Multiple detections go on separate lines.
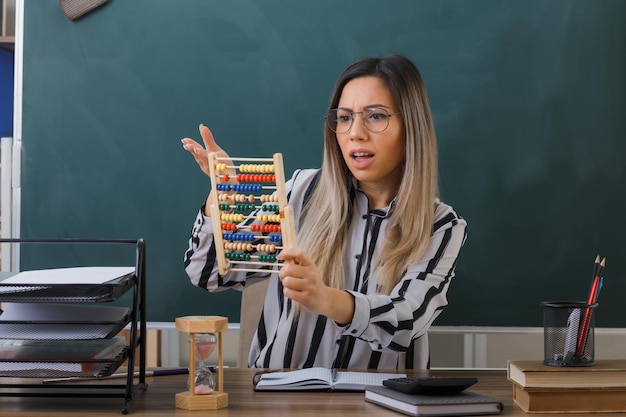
207, 152, 297, 275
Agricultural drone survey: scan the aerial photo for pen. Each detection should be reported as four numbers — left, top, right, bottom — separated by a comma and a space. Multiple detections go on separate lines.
331, 368, 338, 383
42, 367, 193, 384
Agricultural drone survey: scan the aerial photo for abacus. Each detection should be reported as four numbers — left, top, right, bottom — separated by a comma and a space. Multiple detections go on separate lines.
207, 152, 297, 276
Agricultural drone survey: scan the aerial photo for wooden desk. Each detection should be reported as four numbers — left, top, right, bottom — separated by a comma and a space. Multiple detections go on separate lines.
0, 368, 624, 416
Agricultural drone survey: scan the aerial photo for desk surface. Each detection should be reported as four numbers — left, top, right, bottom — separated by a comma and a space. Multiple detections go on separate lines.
0, 368, 623, 416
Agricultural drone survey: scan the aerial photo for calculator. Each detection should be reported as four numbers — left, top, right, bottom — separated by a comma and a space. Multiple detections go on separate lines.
382, 376, 478, 395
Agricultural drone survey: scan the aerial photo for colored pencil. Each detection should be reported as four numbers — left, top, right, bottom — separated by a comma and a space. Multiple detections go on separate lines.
575, 257, 605, 357
42, 367, 193, 384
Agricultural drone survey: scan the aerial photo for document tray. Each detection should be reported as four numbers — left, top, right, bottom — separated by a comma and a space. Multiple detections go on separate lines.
0, 273, 134, 303
0, 304, 132, 340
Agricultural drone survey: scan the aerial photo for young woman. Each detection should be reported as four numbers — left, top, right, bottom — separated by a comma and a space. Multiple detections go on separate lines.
181, 55, 467, 370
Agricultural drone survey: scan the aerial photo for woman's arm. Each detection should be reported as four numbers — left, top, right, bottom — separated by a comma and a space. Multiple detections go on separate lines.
183, 205, 246, 292
340, 203, 467, 352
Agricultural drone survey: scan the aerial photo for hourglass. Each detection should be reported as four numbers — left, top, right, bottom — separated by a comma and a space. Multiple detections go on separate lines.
194, 333, 217, 394
175, 316, 229, 410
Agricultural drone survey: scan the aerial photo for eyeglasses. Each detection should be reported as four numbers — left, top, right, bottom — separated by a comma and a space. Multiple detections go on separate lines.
326, 107, 401, 134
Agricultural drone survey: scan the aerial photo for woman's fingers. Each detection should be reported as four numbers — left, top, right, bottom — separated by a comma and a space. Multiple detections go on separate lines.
181, 136, 211, 176
278, 249, 325, 309
199, 124, 220, 153
182, 124, 227, 177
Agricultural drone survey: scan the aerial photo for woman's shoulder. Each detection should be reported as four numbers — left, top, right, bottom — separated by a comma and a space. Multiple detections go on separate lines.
289, 168, 320, 184
287, 168, 321, 193
433, 199, 467, 230
285, 168, 321, 208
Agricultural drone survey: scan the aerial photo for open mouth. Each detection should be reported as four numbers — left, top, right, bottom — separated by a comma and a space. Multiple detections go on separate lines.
351, 151, 373, 160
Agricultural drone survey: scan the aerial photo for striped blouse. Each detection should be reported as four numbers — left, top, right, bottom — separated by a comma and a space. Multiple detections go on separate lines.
183, 168, 467, 370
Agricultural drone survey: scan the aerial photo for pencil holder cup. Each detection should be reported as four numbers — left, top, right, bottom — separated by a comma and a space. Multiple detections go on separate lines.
542, 301, 597, 367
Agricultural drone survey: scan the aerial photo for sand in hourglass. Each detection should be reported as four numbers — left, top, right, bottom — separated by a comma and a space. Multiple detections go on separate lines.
194, 334, 217, 394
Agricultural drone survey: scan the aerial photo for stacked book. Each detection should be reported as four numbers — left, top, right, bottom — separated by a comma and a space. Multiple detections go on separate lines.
507, 359, 626, 413
365, 386, 503, 416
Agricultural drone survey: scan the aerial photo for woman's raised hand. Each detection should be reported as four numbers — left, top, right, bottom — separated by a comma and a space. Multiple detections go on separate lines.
181, 124, 230, 177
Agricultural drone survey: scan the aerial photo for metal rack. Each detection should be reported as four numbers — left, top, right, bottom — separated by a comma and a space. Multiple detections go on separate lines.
0, 238, 147, 414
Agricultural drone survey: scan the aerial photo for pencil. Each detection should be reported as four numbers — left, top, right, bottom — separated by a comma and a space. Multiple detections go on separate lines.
591, 255, 600, 281
575, 257, 605, 357
42, 367, 192, 384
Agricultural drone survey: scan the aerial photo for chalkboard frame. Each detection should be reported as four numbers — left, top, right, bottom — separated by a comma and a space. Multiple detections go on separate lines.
18, 0, 626, 327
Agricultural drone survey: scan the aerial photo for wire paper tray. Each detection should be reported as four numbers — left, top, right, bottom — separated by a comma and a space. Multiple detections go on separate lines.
0, 274, 134, 303
0, 338, 128, 378
0, 239, 147, 413
0, 353, 128, 378
0, 304, 132, 340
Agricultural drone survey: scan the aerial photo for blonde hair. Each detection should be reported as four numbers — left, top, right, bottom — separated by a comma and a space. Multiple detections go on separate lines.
297, 55, 439, 295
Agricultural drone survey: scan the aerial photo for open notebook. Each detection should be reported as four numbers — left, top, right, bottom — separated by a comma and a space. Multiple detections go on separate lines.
254, 367, 405, 391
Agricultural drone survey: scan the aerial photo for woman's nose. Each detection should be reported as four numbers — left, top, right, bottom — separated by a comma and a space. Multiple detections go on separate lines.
348, 117, 368, 141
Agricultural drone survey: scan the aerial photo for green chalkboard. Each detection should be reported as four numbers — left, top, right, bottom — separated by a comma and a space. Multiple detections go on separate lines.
20, 0, 626, 327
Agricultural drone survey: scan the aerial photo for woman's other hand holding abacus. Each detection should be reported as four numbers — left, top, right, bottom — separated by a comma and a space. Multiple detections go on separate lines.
278, 248, 355, 326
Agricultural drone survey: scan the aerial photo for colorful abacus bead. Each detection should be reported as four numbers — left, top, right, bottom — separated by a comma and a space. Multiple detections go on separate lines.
250, 224, 281, 233
223, 233, 255, 242
236, 174, 276, 183
224, 243, 254, 251
257, 214, 281, 223
258, 254, 277, 262
238, 163, 274, 173
261, 203, 280, 213
234, 203, 256, 212
221, 213, 245, 223
231, 184, 262, 192
226, 252, 251, 261
268, 234, 282, 243
256, 244, 276, 253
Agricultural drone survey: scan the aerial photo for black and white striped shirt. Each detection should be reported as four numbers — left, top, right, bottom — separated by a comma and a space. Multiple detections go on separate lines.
184, 169, 467, 370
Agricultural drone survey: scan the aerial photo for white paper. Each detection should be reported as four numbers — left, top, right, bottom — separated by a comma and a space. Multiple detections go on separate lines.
0, 266, 134, 285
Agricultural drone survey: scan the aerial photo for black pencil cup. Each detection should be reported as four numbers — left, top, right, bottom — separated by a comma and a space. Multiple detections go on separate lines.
542, 301, 597, 367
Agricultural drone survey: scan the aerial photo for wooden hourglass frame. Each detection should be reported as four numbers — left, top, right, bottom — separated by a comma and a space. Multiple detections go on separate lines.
175, 316, 228, 410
